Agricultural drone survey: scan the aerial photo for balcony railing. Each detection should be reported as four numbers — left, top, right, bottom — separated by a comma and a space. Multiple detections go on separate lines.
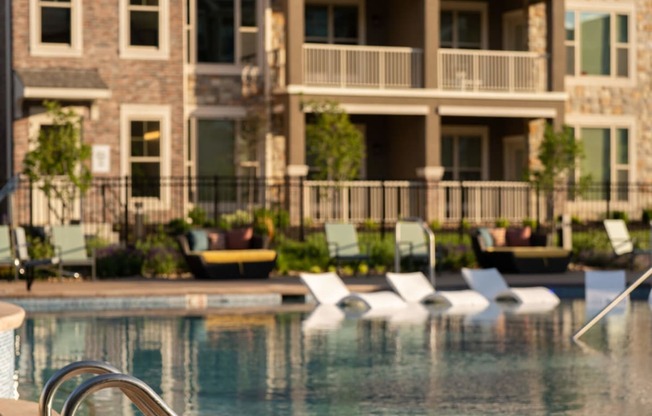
438, 49, 547, 93
303, 44, 423, 89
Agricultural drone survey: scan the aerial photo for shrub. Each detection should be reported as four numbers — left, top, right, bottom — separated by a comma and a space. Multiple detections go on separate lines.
522, 218, 537, 229
495, 218, 510, 228
608, 211, 628, 222
96, 245, 143, 278
275, 234, 329, 274
642, 208, 652, 224
429, 220, 442, 232
136, 229, 185, 277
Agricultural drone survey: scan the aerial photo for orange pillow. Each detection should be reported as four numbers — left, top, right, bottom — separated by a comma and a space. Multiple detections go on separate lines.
506, 226, 532, 246
489, 228, 507, 247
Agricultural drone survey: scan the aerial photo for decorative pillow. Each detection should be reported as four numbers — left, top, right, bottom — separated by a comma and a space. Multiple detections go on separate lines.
226, 227, 254, 250
187, 229, 209, 252
489, 227, 507, 247
506, 226, 532, 247
477, 228, 494, 249
208, 232, 226, 250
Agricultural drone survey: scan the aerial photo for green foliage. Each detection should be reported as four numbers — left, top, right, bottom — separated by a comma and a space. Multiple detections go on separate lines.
275, 234, 330, 274
96, 245, 143, 278
429, 220, 442, 232
530, 124, 588, 191
167, 218, 192, 236
28, 234, 55, 260
495, 218, 510, 228
135, 228, 185, 277
459, 219, 471, 232
361, 218, 380, 232
608, 211, 629, 222
522, 218, 537, 228
220, 210, 253, 230
643, 208, 652, 224
23, 100, 92, 224
305, 100, 365, 181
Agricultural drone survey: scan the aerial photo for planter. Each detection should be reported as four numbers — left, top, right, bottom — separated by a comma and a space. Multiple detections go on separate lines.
225, 227, 254, 249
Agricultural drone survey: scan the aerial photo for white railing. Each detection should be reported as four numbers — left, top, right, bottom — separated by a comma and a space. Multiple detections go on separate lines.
302, 180, 542, 225
438, 49, 547, 93
303, 44, 423, 89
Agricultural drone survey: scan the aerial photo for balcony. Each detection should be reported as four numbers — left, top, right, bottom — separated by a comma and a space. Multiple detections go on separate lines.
302, 44, 423, 89
438, 49, 547, 93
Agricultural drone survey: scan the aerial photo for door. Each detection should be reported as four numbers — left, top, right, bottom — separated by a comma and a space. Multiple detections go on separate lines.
503, 10, 528, 51
503, 135, 527, 181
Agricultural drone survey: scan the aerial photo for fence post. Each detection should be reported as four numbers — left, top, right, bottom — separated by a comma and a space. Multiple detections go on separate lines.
29, 180, 34, 228
299, 175, 305, 242
605, 181, 611, 219
213, 176, 219, 224
101, 182, 107, 224
459, 180, 466, 240
123, 176, 129, 245
381, 181, 386, 240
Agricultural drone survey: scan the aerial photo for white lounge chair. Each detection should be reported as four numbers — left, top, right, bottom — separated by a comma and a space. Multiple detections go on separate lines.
386, 272, 490, 312
299, 272, 406, 310
461, 267, 560, 307
603, 219, 652, 269
585, 270, 628, 316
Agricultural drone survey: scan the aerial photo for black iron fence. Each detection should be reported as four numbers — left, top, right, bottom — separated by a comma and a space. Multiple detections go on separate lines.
6, 176, 652, 243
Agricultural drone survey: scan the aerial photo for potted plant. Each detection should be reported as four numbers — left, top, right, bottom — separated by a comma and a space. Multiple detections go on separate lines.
220, 210, 254, 249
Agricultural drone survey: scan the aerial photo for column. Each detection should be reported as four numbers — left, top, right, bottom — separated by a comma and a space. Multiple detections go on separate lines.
285, 0, 304, 86
423, 0, 440, 89
417, 111, 444, 222
284, 94, 307, 227
546, 0, 565, 92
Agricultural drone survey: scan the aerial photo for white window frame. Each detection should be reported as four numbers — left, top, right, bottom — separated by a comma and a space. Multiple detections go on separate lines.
120, 104, 171, 207
565, 1, 636, 86
29, 0, 83, 57
440, 1, 488, 50
566, 114, 636, 201
119, 0, 170, 60
304, 0, 365, 45
186, 0, 263, 75
441, 125, 489, 180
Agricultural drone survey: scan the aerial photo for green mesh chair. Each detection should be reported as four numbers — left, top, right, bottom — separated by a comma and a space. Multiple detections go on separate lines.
0, 225, 18, 280
324, 223, 370, 275
51, 225, 96, 279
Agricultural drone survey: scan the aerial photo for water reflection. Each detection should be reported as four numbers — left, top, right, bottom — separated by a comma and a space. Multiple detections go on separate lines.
14, 300, 652, 416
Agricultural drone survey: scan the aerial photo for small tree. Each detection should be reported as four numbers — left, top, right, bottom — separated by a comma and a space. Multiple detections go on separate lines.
305, 100, 365, 181
23, 101, 91, 224
529, 123, 589, 228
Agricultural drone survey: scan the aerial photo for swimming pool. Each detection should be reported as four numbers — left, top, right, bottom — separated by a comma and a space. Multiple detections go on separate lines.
14, 300, 652, 415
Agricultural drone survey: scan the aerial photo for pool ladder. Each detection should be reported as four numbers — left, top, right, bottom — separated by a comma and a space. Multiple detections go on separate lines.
39, 360, 178, 416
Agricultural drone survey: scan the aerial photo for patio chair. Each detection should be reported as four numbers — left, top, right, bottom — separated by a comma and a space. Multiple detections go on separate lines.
395, 219, 438, 274
603, 219, 652, 270
461, 267, 560, 307
14, 227, 60, 291
300, 272, 406, 311
0, 225, 19, 280
386, 271, 489, 312
51, 225, 96, 280
324, 223, 370, 274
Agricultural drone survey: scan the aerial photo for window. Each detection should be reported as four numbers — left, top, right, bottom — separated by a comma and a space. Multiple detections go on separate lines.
189, 0, 259, 66
120, 0, 169, 59
441, 127, 487, 180
121, 105, 171, 203
576, 126, 631, 200
305, 4, 359, 44
565, 9, 632, 79
30, 0, 82, 56
440, 2, 486, 49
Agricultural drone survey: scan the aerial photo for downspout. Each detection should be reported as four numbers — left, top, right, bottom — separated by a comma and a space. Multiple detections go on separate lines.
4, 0, 13, 224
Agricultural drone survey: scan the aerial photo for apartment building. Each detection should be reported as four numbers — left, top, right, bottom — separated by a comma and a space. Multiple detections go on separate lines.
0, 0, 647, 225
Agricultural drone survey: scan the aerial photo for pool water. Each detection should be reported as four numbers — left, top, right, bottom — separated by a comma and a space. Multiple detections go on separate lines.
14, 300, 652, 416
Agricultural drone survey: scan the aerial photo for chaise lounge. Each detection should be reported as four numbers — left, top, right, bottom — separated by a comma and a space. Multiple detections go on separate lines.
470, 226, 571, 273
177, 229, 277, 280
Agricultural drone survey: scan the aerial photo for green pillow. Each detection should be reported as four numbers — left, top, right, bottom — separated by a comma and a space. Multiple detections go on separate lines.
478, 228, 494, 248
187, 230, 209, 251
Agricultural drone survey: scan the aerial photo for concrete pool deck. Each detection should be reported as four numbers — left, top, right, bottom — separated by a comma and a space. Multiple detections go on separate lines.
0, 269, 649, 302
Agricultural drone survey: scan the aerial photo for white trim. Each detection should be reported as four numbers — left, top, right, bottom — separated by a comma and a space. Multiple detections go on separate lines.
185, 105, 248, 119
29, 0, 83, 57
441, 125, 489, 180
119, 0, 170, 60
438, 105, 557, 118
338, 104, 430, 115
565, 3, 636, 85
189, 64, 248, 76
286, 85, 568, 102
120, 104, 172, 206
22, 87, 111, 100
565, 114, 637, 185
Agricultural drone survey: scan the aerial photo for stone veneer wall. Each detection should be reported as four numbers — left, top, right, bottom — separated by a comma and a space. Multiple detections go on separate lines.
0, 330, 15, 399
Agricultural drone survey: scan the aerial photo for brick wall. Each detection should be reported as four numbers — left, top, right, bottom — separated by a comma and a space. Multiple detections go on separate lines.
11, 0, 185, 177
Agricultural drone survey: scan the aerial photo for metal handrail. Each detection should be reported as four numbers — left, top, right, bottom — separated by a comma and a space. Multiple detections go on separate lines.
60, 373, 178, 416
394, 217, 436, 286
40, 360, 177, 416
573, 266, 652, 341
